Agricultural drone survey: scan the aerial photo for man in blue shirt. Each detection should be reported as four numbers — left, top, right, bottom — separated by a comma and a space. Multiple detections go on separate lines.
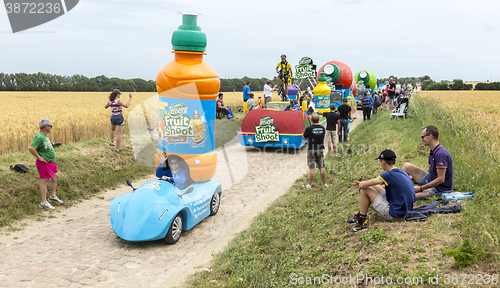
243, 81, 252, 102
347, 149, 415, 233
402, 125, 453, 198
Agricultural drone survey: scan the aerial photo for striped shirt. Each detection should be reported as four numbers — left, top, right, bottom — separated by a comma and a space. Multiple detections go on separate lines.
109, 99, 122, 115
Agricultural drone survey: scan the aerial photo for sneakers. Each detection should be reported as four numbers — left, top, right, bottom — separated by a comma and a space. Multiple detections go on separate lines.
346, 218, 368, 233
108, 143, 114, 147
346, 212, 360, 224
324, 183, 328, 187
49, 196, 63, 204
39, 202, 55, 210
306, 184, 312, 189
115, 149, 122, 152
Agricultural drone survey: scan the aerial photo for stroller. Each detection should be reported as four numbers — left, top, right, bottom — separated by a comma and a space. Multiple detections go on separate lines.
393, 93, 410, 118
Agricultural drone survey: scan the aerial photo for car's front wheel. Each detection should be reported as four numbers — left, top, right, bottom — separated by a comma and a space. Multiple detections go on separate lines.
210, 193, 220, 216
164, 213, 182, 244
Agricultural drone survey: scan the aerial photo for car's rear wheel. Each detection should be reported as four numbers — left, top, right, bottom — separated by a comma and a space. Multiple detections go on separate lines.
164, 213, 182, 244
210, 193, 220, 216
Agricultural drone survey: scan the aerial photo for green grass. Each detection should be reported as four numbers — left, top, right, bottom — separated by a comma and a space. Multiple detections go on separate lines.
187, 94, 500, 287
0, 115, 242, 228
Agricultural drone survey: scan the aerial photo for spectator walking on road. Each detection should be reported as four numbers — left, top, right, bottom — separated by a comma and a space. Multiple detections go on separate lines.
346, 150, 415, 233
105, 89, 132, 152
361, 92, 372, 121
337, 98, 352, 142
317, 104, 340, 157
28, 119, 64, 210
402, 126, 454, 198
302, 114, 327, 188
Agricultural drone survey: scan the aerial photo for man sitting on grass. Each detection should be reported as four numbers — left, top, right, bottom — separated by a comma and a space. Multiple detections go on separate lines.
347, 149, 415, 233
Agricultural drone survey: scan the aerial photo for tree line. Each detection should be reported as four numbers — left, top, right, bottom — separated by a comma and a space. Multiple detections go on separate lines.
421, 79, 473, 91
0, 73, 156, 92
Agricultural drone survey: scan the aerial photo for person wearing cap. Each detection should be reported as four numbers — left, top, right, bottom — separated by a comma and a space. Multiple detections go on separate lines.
347, 149, 415, 233
104, 89, 132, 152
28, 119, 64, 210
302, 114, 327, 189
401, 125, 454, 198
291, 99, 301, 111
263, 81, 276, 108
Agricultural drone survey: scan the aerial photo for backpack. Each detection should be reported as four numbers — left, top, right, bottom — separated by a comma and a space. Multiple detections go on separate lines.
10, 164, 29, 173
374, 95, 381, 106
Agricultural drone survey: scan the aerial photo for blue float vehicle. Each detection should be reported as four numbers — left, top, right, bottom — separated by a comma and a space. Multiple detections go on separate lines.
110, 178, 222, 244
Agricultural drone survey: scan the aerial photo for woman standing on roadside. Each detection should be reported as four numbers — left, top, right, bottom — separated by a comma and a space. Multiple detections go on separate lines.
105, 89, 132, 152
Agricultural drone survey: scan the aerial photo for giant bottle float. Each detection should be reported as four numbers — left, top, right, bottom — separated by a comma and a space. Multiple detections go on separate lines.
155, 13, 220, 182
354, 69, 377, 91
317, 61, 353, 108
312, 72, 331, 112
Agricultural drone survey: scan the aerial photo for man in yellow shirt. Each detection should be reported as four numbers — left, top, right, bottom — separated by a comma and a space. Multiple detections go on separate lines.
276, 54, 293, 101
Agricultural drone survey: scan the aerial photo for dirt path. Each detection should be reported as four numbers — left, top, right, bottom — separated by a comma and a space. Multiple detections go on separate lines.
0, 110, 363, 288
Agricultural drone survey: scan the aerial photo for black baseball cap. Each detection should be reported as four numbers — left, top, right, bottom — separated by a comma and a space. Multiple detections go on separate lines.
375, 149, 396, 161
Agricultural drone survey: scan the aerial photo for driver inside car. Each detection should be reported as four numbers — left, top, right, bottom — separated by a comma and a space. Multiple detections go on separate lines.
156, 153, 193, 189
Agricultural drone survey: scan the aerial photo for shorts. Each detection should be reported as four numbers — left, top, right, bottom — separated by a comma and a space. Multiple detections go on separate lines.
110, 114, 124, 126
264, 96, 272, 105
307, 150, 324, 169
388, 95, 395, 100
325, 130, 337, 143
243, 98, 248, 102
371, 189, 395, 221
414, 171, 452, 196
36, 159, 58, 179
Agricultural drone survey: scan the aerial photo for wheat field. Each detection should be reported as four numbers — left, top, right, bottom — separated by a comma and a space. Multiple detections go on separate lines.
1, 91, 157, 155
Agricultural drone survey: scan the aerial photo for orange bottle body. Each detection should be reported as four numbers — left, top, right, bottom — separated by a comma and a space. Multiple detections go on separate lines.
156, 51, 220, 182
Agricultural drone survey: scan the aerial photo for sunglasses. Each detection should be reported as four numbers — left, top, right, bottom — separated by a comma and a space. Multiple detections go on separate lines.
47, 125, 53, 128
421, 134, 430, 139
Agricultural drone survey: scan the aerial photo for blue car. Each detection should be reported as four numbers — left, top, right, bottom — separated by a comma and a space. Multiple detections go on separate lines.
110, 178, 222, 244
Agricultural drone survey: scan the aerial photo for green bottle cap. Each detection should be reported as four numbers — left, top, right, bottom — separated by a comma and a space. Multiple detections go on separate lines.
171, 13, 207, 52
318, 72, 327, 82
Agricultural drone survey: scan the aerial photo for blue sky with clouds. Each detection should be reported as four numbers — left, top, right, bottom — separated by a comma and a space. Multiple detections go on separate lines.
1, 0, 499, 82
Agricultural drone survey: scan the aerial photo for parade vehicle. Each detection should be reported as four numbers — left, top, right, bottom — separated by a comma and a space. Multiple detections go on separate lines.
353, 69, 377, 109
110, 178, 221, 244
237, 108, 325, 149
316, 61, 355, 109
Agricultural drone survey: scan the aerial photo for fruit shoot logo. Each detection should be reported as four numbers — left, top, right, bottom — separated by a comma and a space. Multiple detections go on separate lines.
3, 0, 79, 33
159, 102, 206, 145
255, 116, 279, 142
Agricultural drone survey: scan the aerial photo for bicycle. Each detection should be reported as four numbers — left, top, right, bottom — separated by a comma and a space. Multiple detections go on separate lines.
277, 71, 290, 102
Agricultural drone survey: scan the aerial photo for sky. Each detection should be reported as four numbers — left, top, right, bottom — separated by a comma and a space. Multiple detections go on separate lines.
1, 0, 500, 82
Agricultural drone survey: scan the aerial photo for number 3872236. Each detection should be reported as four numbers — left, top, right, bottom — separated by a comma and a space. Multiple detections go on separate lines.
5, 3, 62, 14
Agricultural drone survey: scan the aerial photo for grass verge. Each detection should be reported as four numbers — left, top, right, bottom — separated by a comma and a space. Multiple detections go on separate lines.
187, 94, 500, 287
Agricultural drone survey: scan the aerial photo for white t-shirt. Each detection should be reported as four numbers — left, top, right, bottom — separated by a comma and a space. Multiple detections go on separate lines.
263, 84, 273, 97
395, 84, 402, 94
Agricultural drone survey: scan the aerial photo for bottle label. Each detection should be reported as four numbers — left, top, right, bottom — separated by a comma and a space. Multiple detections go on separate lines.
315, 95, 330, 109
158, 96, 215, 154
